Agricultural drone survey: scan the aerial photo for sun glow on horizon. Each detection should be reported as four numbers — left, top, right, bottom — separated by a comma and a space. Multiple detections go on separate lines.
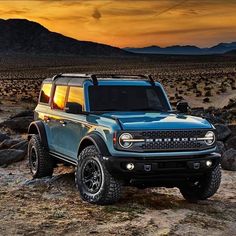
0, 0, 236, 48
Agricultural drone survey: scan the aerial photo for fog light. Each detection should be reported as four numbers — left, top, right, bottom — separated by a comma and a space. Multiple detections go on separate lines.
206, 160, 212, 167
126, 163, 134, 170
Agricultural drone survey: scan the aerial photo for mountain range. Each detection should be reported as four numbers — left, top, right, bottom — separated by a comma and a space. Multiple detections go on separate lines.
124, 42, 236, 55
0, 19, 127, 56
0, 18, 236, 56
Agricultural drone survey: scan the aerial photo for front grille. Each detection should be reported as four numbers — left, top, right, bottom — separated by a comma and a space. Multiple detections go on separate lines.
140, 130, 206, 151
116, 129, 214, 152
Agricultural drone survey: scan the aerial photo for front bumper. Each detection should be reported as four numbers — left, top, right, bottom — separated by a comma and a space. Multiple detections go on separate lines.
103, 152, 221, 187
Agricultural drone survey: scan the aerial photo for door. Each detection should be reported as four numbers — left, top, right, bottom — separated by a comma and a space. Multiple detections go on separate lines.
49, 85, 86, 160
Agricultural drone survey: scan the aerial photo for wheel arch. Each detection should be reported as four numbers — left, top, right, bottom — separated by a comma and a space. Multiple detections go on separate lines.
28, 121, 49, 148
78, 133, 111, 158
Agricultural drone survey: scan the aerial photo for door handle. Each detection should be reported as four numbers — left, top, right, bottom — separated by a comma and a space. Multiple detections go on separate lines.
59, 120, 67, 126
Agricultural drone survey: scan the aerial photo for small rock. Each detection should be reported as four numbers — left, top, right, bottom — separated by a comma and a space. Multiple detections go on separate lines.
203, 97, 210, 103
221, 148, 236, 171
230, 108, 236, 115
0, 149, 26, 166
23, 177, 52, 187
225, 136, 236, 150
215, 124, 232, 141
216, 141, 226, 155
229, 124, 236, 137
0, 132, 10, 142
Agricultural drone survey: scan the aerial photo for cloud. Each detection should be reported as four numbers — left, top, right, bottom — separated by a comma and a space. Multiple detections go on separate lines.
103, 8, 156, 17
154, 0, 189, 16
0, 9, 29, 15
131, 26, 235, 37
92, 8, 101, 20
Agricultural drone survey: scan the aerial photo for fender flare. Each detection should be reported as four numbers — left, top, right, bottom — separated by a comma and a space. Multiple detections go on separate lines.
28, 121, 49, 148
78, 133, 111, 157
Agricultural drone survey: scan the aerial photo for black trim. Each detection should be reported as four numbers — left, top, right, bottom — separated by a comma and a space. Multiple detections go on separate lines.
103, 152, 221, 185
28, 121, 49, 149
79, 133, 111, 156
49, 151, 77, 165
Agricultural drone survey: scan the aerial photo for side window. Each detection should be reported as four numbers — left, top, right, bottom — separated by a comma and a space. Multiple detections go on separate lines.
53, 86, 67, 110
67, 86, 84, 108
39, 83, 52, 104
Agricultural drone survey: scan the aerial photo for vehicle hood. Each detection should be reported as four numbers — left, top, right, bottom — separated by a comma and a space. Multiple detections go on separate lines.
102, 112, 212, 130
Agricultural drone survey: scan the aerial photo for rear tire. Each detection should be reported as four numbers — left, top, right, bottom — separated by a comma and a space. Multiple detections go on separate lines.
28, 134, 54, 178
179, 165, 221, 202
75, 145, 122, 205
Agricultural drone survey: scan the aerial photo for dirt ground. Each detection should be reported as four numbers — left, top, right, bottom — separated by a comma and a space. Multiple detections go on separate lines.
0, 159, 235, 236
0, 101, 235, 236
0, 55, 236, 235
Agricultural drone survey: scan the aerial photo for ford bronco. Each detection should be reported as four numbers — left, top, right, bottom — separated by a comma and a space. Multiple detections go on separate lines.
28, 74, 221, 205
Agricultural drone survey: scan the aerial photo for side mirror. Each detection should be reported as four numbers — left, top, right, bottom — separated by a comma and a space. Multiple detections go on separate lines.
176, 101, 189, 113
65, 102, 82, 114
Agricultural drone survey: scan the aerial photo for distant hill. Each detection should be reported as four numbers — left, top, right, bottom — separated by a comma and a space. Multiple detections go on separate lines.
224, 49, 236, 55
124, 42, 236, 55
0, 19, 128, 56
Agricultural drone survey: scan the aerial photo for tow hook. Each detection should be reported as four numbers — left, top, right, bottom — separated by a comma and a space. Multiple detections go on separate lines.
144, 164, 152, 172
193, 162, 201, 170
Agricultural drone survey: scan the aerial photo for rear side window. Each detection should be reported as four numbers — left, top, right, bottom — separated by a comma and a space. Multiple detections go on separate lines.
67, 87, 84, 108
39, 83, 52, 104
53, 86, 67, 110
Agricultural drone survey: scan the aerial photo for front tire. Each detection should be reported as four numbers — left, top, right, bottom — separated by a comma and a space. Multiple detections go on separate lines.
28, 134, 54, 178
179, 165, 221, 202
75, 145, 122, 205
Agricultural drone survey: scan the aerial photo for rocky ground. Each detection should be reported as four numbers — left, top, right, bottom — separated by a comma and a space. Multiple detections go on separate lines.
0, 55, 236, 108
0, 55, 236, 235
0, 98, 235, 236
0, 158, 235, 236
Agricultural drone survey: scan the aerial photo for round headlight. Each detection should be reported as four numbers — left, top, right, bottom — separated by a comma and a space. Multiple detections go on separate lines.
205, 131, 215, 146
119, 133, 133, 148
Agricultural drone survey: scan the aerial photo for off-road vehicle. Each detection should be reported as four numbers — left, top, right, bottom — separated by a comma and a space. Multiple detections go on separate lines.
28, 74, 221, 205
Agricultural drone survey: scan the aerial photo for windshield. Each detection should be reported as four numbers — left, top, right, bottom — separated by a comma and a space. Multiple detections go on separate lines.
88, 85, 170, 112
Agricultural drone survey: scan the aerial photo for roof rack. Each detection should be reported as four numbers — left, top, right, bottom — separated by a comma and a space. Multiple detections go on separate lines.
90, 74, 155, 86
52, 73, 89, 81
51, 73, 155, 86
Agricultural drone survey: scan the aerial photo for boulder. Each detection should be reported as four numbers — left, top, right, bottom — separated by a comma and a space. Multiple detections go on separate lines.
0, 116, 33, 133
228, 124, 236, 137
216, 141, 226, 155
10, 140, 28, 153
230, 108, 236, 115
215, 124, 232, 141
0, 132, 10, 142
221, 149, 236, 171
10, 110, 34, 119
0, 149, 26, 166
0, 138, 23, 149
225, 136, 236, 150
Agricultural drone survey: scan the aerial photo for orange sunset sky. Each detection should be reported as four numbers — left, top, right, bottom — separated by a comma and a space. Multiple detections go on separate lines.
0, 0, 236, 48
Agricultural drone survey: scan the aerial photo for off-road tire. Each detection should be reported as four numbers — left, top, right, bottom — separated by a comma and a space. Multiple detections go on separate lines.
179, 165, 221, 202
28, 134, 54, 178
75, 145, 122, 205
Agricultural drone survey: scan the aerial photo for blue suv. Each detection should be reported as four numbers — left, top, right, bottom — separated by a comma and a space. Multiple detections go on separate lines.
28, 74, 221, 205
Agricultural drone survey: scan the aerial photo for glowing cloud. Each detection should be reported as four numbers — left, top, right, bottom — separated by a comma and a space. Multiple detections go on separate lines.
0, 0, 236, 48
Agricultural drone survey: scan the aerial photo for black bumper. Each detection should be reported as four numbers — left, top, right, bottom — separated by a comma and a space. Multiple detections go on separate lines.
103, 152, 221, 187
